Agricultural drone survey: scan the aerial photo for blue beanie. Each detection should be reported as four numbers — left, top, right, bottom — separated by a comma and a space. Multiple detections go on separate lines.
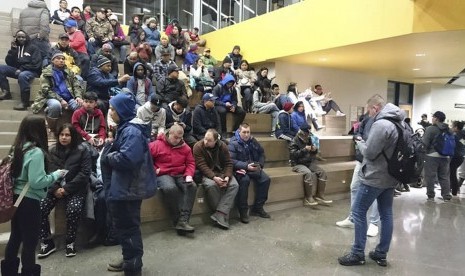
109, 92, 136, 122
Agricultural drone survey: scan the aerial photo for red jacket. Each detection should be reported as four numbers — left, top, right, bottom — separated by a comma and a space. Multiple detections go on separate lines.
149, 134, 195, 177
71, 107, 107, 141
69, 30, 87, 54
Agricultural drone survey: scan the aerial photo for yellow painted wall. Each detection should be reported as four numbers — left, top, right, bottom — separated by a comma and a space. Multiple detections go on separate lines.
202, 0, 414, 64
413, 0, 465, 32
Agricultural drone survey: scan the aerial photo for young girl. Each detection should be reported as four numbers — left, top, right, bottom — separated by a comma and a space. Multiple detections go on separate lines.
1, 115, 65, 276
38, 123, 91, 259
127, 15, 142, 43
235, 60, 256, 113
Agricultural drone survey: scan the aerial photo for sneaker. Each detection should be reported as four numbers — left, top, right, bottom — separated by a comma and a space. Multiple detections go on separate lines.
443, 195, 452, 202
367, 223, 379, 237
336, 217, 354, 228
250, 208, 271, 219
210, 212, 230, 229
65, 242, 76, 258
303, 197, 318, 206
107, 258, 124, 272
270, 131, 275, 137
338, 253, 365, 266
336, 111, 346, 116
426, 197, 435, 202
37, 240, 56, 259
369, 250, 387, 267
175, 221, 195, 233
315, 196, 332, 205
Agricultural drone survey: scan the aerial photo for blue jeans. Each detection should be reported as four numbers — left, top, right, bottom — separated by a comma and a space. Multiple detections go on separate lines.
109, 200, 143, 273
45, 98, 79, 119
349, 161, 380, 225
235, 170, 270, 211
0, 65, 37, 95
351, 183, 394, 258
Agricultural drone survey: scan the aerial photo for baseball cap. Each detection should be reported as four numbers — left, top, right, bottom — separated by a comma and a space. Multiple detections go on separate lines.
202, 93, 217, 101
167, 64, 180, 74
59, 33, 69, 39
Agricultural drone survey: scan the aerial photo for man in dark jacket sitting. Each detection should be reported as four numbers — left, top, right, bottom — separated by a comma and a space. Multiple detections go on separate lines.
229, 123, 271, 223
165, 97, 197, 147
0, 30, 42, 110
192, 93, 221, 141
156, 64, 187, 108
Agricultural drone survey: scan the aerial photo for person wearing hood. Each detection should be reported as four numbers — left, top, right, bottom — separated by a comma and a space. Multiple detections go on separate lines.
156, 64, 187, 108
275, 102, 297, 141
422, 111, 453, 201
0, 30, 42, 110
193, 129, 239, 230
90, 43, 119, 78
18, 0, 51, 66
51, 0, 71, 25
64, 19, 90, 79
290, 122, 331, 207
31, 51, 83, 132
338, 94, 405, 267
101, 92, 157, 275
71, 91, 107, 147
87, 55, 131, 115
192, 93, 221, 140
126, 62, 154, 106
165, 97, 196, 147
229, 123, 271, 224
149, 124, 197, 235
136, 94, 166, 139
213, 56, 235, 85
212, 73, 246, 136
227, 45, 243, 70
142, 17, 160, 50
252, 79, 279, 137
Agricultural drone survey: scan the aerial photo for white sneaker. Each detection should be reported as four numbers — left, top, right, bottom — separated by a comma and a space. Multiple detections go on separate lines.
367, 223, 379, 237
336, 111, 346, 116
336, 217, 354, 228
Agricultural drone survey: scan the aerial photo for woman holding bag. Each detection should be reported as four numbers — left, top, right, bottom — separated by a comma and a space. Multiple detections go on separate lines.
1, 115, 66, 276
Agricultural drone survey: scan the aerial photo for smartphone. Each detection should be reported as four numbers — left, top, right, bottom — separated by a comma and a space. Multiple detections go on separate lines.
251, 162, 260, 167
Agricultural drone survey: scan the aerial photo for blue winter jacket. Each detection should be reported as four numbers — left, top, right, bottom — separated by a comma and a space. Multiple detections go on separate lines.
212, 74, 237, 107
143, 26, 160, 48
291, 110, 306, 132
229, 130, 265, 170
86, 67, 120, 101
275, 110, 297, 138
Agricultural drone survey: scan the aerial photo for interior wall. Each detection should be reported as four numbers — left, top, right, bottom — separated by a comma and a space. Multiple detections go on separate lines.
272, 62, 388, 130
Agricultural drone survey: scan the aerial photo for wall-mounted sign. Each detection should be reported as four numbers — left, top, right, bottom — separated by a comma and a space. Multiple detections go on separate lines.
455, 103, 465, 109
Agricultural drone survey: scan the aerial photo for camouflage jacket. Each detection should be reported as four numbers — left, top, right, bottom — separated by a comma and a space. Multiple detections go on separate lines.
86, 18, 113, 41
31, 65, 83, 114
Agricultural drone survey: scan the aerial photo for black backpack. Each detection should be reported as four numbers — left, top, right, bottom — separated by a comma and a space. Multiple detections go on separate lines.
382, 118, 424, 184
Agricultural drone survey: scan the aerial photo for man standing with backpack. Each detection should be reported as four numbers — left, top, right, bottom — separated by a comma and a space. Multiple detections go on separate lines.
338, 94, 404, 267
422, 111, 453, 202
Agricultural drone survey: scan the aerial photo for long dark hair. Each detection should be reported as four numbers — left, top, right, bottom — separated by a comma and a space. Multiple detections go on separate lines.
55, 123, 82, 151
11, 115, 49, 178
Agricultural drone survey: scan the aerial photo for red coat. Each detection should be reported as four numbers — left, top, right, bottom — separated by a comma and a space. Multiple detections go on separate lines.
149, 134, 195, 177
69, 30, 87, 54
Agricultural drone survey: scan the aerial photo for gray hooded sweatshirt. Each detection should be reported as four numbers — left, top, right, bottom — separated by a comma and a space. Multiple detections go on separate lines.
18, 0, 50, 40
357, 103, 405, 189
422, 121, 450, 158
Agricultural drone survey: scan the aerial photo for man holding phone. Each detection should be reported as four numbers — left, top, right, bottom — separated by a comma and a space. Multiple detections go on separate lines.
193, 129, 239, 229
229, 123, 271, 223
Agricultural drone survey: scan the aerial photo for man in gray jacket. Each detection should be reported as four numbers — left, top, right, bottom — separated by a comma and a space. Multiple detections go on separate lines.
338, 94, 405, 267
422, 111, 452, 201
18, 0, 51, 65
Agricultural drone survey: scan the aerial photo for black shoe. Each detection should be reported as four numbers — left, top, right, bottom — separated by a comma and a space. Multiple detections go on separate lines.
175, 221, 195, 233
13, 102, 27, 111
239, 209, 249, 224
37, 239, 56, 259
65, 242, 77, 257
0, 91, 12, 100
250, 208, 271, 219
369, 251, 387, 267
338, 253, 366, 266
103, 237, 119, 246
210, 212, 229, 229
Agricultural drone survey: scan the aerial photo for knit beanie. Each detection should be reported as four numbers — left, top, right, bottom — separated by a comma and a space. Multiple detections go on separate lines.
223, 57, 232, 64
102, 43, 113, 50
97, 56, 111, 68
109, 92, 136, 122
51, 51, 65, 60
283, 102, 294, 112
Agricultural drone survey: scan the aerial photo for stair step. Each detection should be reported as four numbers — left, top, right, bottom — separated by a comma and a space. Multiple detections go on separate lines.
0, 109, 30, 120
0, 120, 21, 132
226, 112, 272, 133
0, 132, 18, 145
0, 145, 11, 157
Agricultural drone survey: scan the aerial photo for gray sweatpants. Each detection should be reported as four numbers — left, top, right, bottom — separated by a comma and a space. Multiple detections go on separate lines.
424, 155, 451, 198
202, 177, 239, 215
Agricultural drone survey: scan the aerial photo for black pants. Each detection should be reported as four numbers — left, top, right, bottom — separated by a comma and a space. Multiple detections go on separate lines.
323, 100, 342, 113
109, 200, 143, 273
450, 156, 464, 195
216, 105, 246, 134
235, 170, 270, 211
4, 196, 40, 271
39, 192, 85, 244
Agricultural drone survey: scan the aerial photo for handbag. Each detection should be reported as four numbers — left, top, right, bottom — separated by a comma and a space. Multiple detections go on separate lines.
0, 183, 30, 224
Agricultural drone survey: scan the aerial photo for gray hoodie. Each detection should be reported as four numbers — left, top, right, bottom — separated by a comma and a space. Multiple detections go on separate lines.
422, 121, 450, 158
18, 0, 50, 40
136, 101, 166, 136
357, 103, 405, 189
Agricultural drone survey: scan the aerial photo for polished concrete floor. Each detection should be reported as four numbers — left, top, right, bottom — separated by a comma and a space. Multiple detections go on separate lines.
39, 186, 465, 275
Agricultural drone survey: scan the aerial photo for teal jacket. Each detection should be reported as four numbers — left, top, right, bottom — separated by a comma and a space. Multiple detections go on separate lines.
14, 144, 61, 201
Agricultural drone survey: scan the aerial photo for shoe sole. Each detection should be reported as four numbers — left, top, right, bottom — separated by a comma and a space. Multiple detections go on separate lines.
369, 254, 387, 267
175, 227, 195, 233
107, 264, 123, 272
37, 247, 56, 259
210, 215, 229, 229
65, 253, 76, 258
338, 260, 366, 266
336, 223, 354, 229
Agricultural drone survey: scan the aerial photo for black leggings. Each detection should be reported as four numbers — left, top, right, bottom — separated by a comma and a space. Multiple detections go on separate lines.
4, 196, 41, 271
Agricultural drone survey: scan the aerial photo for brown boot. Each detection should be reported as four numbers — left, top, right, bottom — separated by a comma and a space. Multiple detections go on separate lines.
315, 179, 332, 205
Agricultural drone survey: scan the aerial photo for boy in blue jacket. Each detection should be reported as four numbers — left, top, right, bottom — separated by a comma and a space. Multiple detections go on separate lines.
275, 102, 297, 141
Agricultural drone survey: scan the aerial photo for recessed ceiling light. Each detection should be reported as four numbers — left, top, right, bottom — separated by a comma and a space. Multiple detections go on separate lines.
412, 68, 421, 71
415, 53, 426, 57
318, 57, 328, 62
425, 80, 432, 83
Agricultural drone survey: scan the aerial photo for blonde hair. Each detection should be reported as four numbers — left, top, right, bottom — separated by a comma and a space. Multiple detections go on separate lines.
366, 94, 385, 108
